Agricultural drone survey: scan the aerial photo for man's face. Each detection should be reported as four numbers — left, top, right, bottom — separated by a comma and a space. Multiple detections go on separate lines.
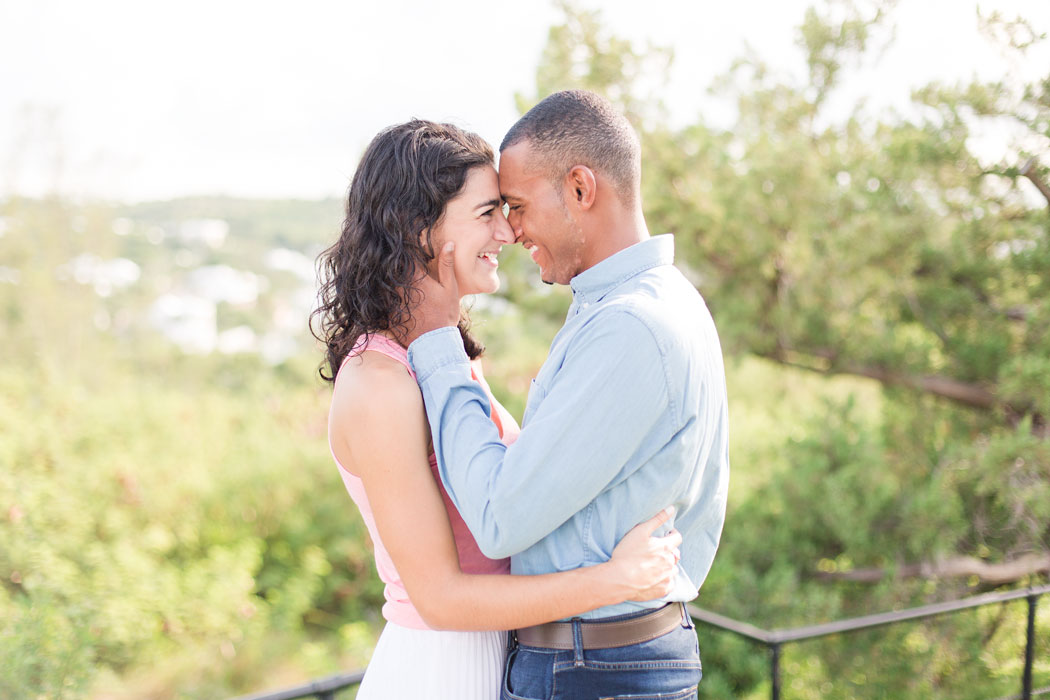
498, 141, 585, 285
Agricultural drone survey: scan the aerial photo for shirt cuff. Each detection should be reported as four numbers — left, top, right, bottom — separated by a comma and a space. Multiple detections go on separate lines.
407, 326, 469, 382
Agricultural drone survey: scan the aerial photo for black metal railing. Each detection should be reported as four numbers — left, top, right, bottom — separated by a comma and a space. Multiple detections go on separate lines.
231, 670, 364, 700
689, 582, 1050, 700
232, 582, 1049, 700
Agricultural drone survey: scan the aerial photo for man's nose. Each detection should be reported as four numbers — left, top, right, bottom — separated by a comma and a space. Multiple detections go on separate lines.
496, 211, 519, 244
507, 212, 524, 243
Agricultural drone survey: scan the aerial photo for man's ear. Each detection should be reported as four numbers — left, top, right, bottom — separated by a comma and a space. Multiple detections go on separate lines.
565, 165, 597, 210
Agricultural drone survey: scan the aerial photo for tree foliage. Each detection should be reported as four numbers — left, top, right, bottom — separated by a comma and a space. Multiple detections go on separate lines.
2, 2, 1048, 698
0, 199, 381, 698
519, 1, 1048, 697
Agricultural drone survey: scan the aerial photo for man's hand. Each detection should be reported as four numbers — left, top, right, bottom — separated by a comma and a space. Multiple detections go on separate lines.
404, 241, 461, 346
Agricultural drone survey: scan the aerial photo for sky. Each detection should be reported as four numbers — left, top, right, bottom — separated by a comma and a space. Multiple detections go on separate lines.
1, 0, 1047, 202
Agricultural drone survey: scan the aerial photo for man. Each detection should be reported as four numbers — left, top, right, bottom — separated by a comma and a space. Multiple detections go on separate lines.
406, 90, 729, 698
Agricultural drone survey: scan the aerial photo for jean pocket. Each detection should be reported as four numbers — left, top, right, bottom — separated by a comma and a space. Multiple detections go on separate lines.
553, 624, 701, 698
502, 646, 550, 700
600, 685, 698, 700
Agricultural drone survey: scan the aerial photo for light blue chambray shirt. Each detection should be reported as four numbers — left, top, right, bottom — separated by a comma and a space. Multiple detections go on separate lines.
408, 234, 729, 620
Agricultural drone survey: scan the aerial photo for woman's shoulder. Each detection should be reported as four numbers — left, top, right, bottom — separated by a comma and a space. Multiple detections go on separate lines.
330, 349, 429, 474
332, 350, 421, 421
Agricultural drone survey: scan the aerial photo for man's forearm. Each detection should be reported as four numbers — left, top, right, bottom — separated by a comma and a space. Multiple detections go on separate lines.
410, 327, 548, 557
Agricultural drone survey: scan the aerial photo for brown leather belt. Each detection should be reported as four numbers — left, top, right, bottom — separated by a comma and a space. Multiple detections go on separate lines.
515, 603, 688, 650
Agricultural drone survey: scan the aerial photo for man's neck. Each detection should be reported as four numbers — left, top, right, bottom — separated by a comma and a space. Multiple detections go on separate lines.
579, 205, 650, 273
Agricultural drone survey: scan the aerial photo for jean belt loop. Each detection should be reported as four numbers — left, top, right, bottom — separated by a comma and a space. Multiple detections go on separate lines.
680, 602, 694, 629
571, 618, 585, 667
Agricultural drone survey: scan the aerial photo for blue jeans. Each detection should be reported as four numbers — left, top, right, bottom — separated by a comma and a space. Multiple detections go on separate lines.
502, 604, 702, 700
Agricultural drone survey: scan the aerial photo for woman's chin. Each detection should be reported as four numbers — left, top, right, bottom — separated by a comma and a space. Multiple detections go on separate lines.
461, 275, 500, 297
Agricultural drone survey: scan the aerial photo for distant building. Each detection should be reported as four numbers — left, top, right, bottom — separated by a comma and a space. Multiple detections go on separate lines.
178, 219, 229, 249
148, 293, 216, 354
111, 217, 134, 237
260, 331, 298, 365
62, 254, 141, 297
0, 267, 19, 284
265, 247, 317, 283
185, 265, 264, 306
217, 325, 257, 354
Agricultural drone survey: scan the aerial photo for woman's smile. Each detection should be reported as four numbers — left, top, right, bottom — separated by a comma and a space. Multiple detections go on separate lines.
477, 248, 501, 268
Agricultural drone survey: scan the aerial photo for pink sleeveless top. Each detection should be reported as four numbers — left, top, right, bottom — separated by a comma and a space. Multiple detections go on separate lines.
329, 333, 516, 630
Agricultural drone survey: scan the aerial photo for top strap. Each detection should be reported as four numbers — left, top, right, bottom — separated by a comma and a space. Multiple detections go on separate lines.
353, 333, 415, 379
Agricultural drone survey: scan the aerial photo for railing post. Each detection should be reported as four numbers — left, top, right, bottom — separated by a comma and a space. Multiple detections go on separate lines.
770, 643, 781, 700
1023, 593, 1037, 700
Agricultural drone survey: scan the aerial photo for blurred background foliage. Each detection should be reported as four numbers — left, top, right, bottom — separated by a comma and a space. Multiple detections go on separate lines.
2, 0, 1048, 698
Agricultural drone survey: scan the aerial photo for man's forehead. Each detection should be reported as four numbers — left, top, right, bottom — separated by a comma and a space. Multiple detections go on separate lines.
499, 141, 534, 173
498, 141, 536, 196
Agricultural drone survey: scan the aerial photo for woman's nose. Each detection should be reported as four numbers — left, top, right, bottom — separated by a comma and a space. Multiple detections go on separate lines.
494, 212, 516, 244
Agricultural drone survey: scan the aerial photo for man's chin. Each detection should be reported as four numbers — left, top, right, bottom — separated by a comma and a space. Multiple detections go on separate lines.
535, 263, 564, 286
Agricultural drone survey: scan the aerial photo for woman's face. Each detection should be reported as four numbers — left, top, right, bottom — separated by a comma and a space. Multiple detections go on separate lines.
428, 165, 515, 296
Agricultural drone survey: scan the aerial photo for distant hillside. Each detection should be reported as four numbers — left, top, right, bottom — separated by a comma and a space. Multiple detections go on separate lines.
121, 196, 344, 251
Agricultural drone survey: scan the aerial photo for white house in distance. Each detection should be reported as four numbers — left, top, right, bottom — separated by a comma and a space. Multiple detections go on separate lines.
185, 265, 265, 305
149, 265, 263, 354
265, 247, 316, 283
148, 293, 217, 354
217, 325, 257, 355
121, 218, 323, 362
63, 253, 141, 297
177, 219, 229, 249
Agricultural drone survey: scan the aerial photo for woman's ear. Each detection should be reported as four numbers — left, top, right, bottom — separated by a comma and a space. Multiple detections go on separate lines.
419, 227, 441, 280
565, 165, 597, 209
418, 227, 432, 256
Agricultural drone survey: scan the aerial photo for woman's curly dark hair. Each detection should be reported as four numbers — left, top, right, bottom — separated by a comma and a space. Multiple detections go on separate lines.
311, 119, 493, 382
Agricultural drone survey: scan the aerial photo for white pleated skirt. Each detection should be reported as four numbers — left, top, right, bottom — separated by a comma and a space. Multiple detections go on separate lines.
355, 621, 507, 700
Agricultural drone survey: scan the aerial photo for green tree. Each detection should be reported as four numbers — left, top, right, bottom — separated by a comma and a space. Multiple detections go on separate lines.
518, 2, 1049, 697
0, 196, 381, 698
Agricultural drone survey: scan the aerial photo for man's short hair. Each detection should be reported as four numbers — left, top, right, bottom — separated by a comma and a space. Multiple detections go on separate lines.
500, 90, 641, 207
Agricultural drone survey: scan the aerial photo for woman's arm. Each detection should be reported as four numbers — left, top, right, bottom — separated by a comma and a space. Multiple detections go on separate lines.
333, 359, 680, 631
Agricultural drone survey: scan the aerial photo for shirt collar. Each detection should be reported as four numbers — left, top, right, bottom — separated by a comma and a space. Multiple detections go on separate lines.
569, 234, 675, 304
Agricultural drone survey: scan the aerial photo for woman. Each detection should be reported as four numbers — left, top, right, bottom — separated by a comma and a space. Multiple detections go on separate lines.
311, 120, 680, 699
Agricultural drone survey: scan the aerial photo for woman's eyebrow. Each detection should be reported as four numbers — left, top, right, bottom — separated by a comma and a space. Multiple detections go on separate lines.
474, 198, 501, 211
